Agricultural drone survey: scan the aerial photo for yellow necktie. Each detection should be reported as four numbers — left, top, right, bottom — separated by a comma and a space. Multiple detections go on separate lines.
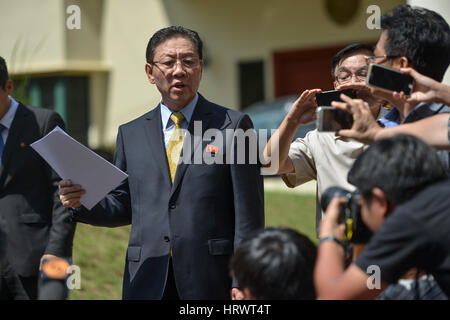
166, 112, 185, 183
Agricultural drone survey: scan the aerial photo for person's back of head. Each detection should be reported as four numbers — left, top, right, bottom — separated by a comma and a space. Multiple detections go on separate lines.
348, 134, 447, 205
230, 227, 317, 300
381, 5, 450, 82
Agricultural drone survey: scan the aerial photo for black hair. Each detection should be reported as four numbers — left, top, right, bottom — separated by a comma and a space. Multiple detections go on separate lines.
230, 227, 317, 300
348, 134, 447, 205
0, 56, 9, 89
381, 5, 450, 82
145, 26, 203, 63
331, 43, 374, 80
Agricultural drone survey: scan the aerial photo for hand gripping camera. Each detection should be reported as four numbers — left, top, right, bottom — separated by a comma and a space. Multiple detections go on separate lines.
320, 187, 373, 244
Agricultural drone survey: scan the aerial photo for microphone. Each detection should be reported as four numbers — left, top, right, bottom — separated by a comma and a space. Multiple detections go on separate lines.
38, 257, 71, 300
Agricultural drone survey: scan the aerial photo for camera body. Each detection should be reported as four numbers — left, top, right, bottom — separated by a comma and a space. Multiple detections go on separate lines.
320, 186, 373, 244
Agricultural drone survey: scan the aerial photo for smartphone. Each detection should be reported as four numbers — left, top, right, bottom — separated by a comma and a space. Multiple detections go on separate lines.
367, 63, 414, 95
316, 89, 357, 106
316, 107, 353, 132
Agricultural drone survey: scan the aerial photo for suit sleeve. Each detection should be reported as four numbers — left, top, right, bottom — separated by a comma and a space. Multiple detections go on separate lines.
230, 114, 265, 286
73, 126, 132, 227
42, 112, 76, 256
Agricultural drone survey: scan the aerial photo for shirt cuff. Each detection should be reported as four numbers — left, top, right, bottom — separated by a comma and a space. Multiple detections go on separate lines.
69, 207, 81, 222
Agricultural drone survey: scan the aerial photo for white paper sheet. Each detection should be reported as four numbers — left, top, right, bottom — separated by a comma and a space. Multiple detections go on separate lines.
30, 126, 128, 210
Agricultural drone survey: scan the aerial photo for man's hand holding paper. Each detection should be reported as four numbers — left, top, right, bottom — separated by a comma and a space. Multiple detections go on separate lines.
58, 180, 86, 209
30, 126, 128, 210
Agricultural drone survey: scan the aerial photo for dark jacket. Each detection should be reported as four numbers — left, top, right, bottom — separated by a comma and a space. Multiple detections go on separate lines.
74, 94, 265, 299
0, 102, 75, 277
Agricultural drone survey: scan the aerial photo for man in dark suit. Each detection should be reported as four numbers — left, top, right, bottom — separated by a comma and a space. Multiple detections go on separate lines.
0, 56, 75, 299
58, 26, 265, 300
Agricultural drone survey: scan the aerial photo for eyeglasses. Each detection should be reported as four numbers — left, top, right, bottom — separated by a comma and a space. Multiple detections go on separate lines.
364, 55, 400, 64
150, 57, 201, 72
336, 70, 367, 84
335, 68, 368, 84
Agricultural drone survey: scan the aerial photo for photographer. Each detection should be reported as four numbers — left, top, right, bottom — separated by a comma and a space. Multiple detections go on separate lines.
314, 135, 450, 299
368, 5, 450, 134
263, 43, 388, 235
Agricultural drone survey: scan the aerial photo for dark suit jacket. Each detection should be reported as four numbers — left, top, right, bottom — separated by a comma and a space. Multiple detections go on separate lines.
74, 94, 265, 299
0, 102, 76, 277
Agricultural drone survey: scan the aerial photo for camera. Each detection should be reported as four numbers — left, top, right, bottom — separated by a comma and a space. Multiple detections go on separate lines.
320, 187, 373, 244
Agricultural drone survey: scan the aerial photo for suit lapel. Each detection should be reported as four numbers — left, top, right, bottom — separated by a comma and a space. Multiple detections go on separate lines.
170, 94, 213, 197
143, 105, 171, 183
0, 104, 28, 188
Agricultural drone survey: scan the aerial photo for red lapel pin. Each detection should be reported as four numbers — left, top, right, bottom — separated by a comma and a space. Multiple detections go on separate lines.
206, 144, 218, 153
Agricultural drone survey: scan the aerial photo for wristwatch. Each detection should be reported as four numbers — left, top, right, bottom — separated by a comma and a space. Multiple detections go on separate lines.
318, 235, 347, 249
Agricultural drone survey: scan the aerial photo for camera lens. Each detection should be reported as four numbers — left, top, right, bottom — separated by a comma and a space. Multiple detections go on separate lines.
320, 186, 351, 213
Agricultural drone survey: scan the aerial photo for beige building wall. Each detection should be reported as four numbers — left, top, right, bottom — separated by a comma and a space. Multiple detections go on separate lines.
100, 0, 403, 146
163, 0, 403, 111
0, 0, 66, 73
2, 0, 411, 148
99, 0, 170, 146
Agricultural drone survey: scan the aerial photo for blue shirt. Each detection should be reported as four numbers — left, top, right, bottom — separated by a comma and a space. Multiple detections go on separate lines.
378, 102, 450, 128
379, 102, 450, 169
0, 96, 19, 144
160, 94, 198, 148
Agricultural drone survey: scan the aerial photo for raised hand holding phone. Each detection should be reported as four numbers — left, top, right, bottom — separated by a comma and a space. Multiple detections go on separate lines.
286, 89, 322, 126
393, 67, 450, 106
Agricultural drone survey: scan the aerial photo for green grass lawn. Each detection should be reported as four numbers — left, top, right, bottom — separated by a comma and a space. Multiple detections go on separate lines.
68, 190, 317, 300
264, 191, 317, 243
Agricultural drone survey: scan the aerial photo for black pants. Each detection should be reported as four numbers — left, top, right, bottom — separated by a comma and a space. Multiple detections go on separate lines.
162, 258, 180, 300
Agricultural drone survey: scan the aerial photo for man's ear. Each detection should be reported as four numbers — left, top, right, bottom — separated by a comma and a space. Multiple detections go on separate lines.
4, 80, 13, 95
393, 56, 410, 69
145, 63, 156, 84
370, 187, 389, 218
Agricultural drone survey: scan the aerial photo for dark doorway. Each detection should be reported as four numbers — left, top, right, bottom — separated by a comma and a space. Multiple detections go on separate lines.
239, 60, 265, 109
16, 75, 90, 145
273, 43, 375, 98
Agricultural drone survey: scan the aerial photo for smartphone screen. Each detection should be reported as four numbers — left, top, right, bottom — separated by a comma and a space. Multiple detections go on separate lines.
316, 89, 357, 106
316, 107, 353, 131
367, 64, 414, 95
